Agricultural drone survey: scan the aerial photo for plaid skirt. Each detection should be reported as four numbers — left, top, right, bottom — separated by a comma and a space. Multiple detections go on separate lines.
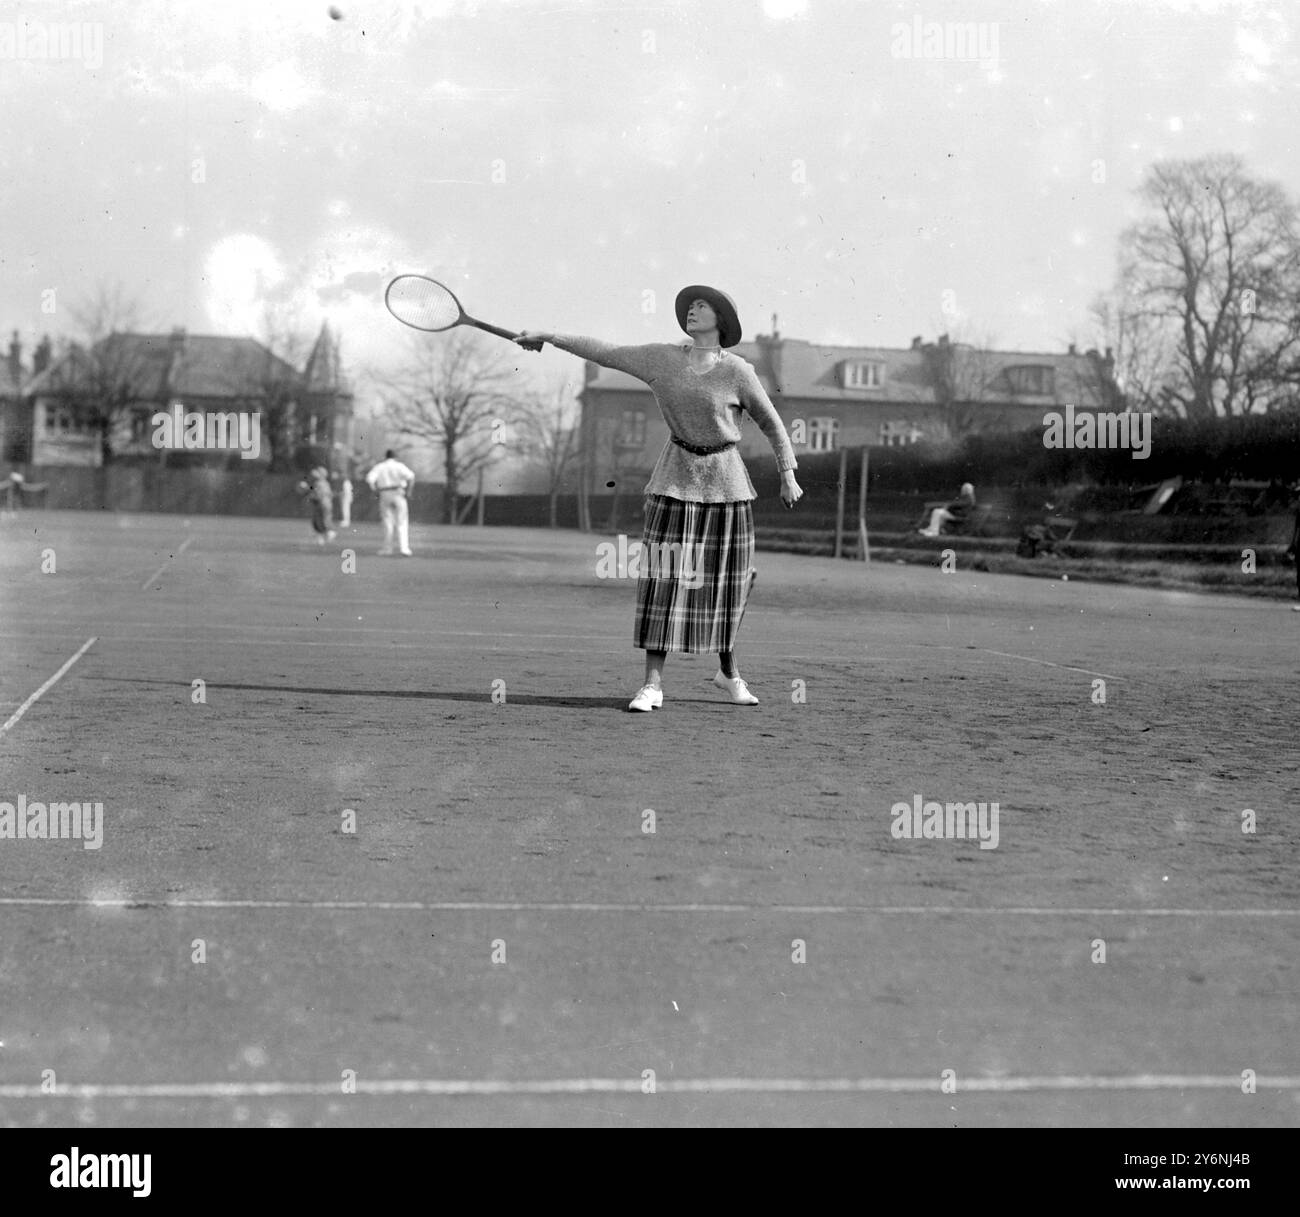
634, 495, 755, 653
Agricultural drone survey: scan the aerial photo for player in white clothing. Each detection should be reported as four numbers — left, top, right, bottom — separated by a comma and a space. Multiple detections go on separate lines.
365, 449, 416, 556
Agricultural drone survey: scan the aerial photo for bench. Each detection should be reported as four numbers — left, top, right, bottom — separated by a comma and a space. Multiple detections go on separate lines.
916, 501, 992, 537
1017, 515, 1078, 557
4, 479, 49, 511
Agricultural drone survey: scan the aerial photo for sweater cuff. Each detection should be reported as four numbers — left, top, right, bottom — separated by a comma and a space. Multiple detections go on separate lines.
776, 455, 798, 474
546, 334, 592, 357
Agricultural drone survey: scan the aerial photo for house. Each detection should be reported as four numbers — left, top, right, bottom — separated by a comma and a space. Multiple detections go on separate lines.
299, 323, 357, 461
577, 329, 1121, 491
0, 332, 28, 467
21, 324, 353, 469
0, 331, 53, 466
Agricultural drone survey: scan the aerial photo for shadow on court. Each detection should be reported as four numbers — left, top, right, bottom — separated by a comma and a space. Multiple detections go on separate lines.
87, 675, 630, 711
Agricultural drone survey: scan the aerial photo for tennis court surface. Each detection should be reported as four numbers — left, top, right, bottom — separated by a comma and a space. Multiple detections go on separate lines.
1, 511, 1297, 1127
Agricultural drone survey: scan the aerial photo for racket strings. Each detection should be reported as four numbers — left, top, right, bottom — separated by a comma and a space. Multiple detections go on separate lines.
386, 277, 461, 331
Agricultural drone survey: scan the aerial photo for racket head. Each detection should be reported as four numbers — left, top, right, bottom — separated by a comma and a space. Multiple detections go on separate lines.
384, 275, 466, 332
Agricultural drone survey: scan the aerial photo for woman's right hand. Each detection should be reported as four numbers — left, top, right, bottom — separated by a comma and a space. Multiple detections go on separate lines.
780, 474, 804, 510
515, 330, 549, 351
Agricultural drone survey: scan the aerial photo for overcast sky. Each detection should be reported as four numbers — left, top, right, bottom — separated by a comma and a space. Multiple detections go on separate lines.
2, 0, 1297, 407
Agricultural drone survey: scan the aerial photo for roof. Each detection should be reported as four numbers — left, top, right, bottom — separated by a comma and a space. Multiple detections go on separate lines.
972, 347, 1113, 408
26, 332, 301, 400
583, 336, 1114, 409
0, 359, 22, 398
751, 339, 936, 403
302, 323, 348, 394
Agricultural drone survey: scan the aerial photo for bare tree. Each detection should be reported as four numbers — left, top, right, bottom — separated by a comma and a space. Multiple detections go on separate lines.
511, 378, 581, 527
219, 303, 313, 473
1086, 288, 1176, 416
1119, 154, 1300, 417
926, 329, 999, 438
49, 282, 153, 465
376, 329, 521, 523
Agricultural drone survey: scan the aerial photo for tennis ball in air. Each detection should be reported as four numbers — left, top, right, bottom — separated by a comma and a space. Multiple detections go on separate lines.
328, 6, 343, 19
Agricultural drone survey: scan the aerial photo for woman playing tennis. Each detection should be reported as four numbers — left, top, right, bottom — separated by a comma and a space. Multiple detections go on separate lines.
517, 286, 803, 711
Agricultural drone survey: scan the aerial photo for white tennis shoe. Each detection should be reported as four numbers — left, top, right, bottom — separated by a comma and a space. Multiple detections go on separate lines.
628, 684, 663, 712
712, 671, 759, 705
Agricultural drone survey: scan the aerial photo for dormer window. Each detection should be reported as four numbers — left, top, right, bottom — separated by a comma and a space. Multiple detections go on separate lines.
842, 360, 884, 390
1006, 365, 1054, 396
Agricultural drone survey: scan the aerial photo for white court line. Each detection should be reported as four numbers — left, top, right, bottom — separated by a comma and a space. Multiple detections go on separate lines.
978, 647, 1121, 682
139, 535, 194, 591
1, 1074, 1297, 1100
910, 644, 1121, 682
0, 637, 98, 739
0, 898, 1295, 916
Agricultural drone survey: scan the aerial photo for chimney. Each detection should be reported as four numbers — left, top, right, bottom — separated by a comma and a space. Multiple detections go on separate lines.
911, 336, 923, 350
937, 333, 949, 348
1068, 342, 1077, 356
7, 331, 20, 383
32, 335, 52, 375
755, 330, 784, 394
163, 327, 187, 402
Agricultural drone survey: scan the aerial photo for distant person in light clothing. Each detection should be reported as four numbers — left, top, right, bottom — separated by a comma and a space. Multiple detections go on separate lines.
366, 449, 415, 556
338, 475, 353, 528
333, 442, 355, 528
297, 466, 336, 546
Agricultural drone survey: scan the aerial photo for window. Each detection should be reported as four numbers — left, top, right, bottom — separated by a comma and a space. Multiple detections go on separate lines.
880, 420, 923, 446
1006, 365, 1055, 396
808, 417, 839, 452
130, 410, 153, 444
842, 361, 884, 390
618, 409, 646, 447
46, 406, 81, 435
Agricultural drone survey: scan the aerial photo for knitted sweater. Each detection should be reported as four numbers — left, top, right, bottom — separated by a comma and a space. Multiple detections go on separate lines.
549, 336, 798, 503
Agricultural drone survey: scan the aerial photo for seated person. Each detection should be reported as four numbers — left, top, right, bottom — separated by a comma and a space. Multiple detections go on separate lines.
918, 483, 976, 537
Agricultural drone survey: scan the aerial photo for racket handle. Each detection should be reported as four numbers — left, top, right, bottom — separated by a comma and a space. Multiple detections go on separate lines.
470, 319, 521, 342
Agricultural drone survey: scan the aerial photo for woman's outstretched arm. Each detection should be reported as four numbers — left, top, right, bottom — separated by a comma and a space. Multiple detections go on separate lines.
516, 331, 659, 382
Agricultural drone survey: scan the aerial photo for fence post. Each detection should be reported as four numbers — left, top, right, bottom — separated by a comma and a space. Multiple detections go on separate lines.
833, 446, 848, 559
858, 446, 870, 563
577, 408, 591, 532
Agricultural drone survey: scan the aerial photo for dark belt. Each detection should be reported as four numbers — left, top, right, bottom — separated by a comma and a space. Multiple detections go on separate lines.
671, 435, 737, 457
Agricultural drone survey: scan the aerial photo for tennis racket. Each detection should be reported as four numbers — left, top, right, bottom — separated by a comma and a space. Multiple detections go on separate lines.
385, 275, 534, 346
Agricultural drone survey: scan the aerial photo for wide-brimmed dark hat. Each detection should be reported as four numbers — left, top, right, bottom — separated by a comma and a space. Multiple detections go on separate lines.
675, 285, 742, 348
